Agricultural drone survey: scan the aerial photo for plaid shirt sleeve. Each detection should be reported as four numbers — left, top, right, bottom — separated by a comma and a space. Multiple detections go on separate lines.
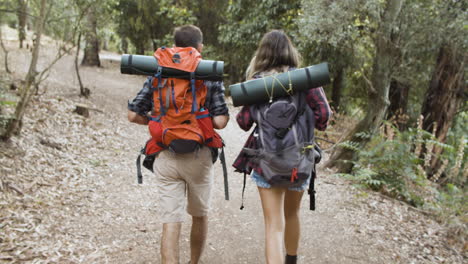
204, 81, 229, 116
128, 77, 153, 116
236, 105, 254, 131
306, 86, 332, 131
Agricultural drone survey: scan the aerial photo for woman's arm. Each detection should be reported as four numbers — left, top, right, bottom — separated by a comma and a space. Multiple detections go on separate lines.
306, 87, 332, 131
236, 105, 254, 131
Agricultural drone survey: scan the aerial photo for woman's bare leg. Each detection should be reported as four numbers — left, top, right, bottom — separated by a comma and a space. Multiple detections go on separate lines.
284, 189, 304, 256
258, 187, 286, 264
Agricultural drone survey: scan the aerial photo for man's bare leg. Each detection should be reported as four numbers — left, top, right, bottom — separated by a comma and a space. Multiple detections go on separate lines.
161, 222, 182, 264
190, 215, 208, 264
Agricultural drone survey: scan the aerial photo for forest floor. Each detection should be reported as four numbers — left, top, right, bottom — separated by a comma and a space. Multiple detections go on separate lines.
0, 26, 465, 263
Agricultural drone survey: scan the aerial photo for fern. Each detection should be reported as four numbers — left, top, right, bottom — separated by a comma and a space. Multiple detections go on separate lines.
338, 127, 443, 206
337, 140, 361, 151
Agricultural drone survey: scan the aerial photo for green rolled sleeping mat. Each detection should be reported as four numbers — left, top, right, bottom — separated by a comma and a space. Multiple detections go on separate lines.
229, 63, 331, 107
120, 54, 224, 81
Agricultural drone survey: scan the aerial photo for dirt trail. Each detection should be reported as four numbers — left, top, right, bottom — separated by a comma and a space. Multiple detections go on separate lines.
0, 28, 462, 263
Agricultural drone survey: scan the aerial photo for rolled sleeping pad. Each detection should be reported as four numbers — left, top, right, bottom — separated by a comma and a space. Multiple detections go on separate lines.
120, 54, 224, 81
229, 63, 330, 107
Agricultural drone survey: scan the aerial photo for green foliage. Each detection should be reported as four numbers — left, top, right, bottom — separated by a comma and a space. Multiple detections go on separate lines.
0, 0, 17, 27
297, 0, 382, 112
0, 100, 16, 106
335, 122, 465, 210
336, 168, 384, 190
436, 184, 467, 219
115, 0, 195, 54
218, 0, 301, 83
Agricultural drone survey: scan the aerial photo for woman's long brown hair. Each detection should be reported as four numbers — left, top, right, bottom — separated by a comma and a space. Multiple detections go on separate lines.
246, 30, 301, 80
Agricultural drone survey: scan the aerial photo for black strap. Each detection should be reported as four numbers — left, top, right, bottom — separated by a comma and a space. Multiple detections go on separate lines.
305, 67, 313, 88
241, 83, 248, 96
220, 145, 229, 200
128, 54, 133, 67
136, 153, 143, 184
240, 172, 247, 210
212, 61, 217, 76
309, 165, 316, 211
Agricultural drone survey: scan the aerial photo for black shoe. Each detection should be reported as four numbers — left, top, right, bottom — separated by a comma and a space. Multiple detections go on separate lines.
285, 254, 297, 264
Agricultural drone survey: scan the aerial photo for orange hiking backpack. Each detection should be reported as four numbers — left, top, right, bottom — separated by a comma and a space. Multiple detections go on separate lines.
146, 46, 223, 155
135, 46, 228, 199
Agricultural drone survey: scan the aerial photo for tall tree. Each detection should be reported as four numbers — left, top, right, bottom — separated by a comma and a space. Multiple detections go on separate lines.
413, 0, 467, 174
81, 2, 100, 66
0, 26, 11, 73
16, 0, 28, 48
421, 45, 466, 167
2, 0, 47, 140
387, 79, 409, 129
327, 0, 405, 172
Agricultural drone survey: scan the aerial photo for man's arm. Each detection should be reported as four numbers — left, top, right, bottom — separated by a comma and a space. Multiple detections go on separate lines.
205, 81, 230, 130
212, 115, 229, 129
128, 77, 153, 125
128, 110, 149, 125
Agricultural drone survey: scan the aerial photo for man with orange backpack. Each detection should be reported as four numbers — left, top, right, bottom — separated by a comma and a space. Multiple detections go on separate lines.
127, 25, 229, 264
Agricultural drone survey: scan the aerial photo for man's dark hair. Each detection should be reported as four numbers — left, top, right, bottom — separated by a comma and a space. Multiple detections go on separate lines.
174, 25, 203, 49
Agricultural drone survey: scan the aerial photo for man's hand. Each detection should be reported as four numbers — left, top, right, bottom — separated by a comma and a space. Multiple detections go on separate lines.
212, 115, 229, 129
128, 110, 149, 125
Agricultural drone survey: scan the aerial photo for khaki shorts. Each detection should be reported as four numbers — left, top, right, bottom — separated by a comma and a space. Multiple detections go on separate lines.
153, 147, 214, 223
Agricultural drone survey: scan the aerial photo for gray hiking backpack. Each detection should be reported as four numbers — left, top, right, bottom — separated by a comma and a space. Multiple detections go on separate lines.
240, 91, 322, 210
244, 92, 320, 187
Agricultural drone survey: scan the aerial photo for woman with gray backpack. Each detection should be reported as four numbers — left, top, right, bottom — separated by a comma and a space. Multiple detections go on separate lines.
233, 30, 332, 264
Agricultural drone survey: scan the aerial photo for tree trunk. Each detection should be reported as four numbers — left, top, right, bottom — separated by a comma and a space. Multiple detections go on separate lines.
74, 33, 90, 97
135, 42, 145, 55
17, 0, 28, 49
81, 5, 100, 67
0, 26, 11, 73
2, 0, 47, 140
121, 37, 128, 54
331, 65, 345, 111
387, 78, 409, 130
420, 44, 466, 173
327, 0, 405, 172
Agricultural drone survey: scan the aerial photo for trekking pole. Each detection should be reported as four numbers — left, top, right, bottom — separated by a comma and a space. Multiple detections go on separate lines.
220, 145, 229, 200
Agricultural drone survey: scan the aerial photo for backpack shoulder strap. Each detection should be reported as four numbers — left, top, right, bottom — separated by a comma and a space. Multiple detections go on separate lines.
219, 145, 229, 201
190, 72, 197, 113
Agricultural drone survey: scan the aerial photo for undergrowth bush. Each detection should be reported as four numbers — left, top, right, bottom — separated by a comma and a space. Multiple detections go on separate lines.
334, 118, 467, 221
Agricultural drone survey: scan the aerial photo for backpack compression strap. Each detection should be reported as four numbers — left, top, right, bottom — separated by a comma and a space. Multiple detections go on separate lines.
155, 66, 167, 116
309, 164, 316, 211
240, 171, 247, 210
190, 72, 197, 113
